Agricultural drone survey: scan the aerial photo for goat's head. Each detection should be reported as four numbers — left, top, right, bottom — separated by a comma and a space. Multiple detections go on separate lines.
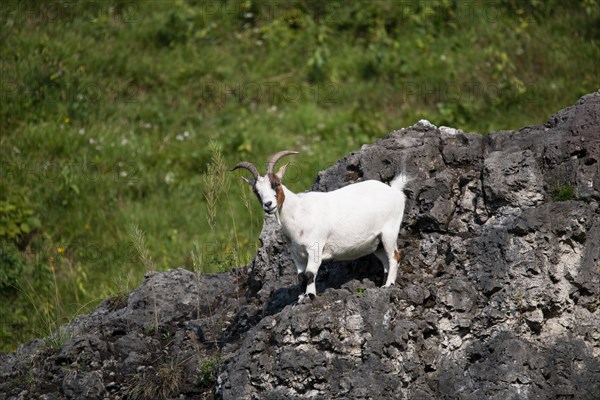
231, 150, 299, 214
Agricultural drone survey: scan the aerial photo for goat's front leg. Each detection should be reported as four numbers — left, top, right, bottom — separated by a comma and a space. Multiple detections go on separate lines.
292, 256, 309, 304
298, 253, 322, 304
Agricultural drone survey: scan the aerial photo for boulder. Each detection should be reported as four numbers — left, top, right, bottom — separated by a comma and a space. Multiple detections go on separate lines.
1, 91, 599, 399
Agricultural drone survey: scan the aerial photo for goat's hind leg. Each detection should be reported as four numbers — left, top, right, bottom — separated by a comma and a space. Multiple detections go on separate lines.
384, 248, 401, 287
380, 232, 400, 287
374, 248, 389, 276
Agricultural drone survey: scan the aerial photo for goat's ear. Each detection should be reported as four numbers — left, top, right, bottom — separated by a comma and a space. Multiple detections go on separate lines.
275, 162, 290, 180
240, 176, 255, 186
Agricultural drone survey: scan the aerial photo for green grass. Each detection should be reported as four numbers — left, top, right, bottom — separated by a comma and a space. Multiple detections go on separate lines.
1, 0, 599, 351
551, 183, 577, 201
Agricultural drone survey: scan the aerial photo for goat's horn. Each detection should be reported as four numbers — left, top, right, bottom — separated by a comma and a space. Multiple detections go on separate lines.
267, 150, 299, 175
230, 162, 260, 180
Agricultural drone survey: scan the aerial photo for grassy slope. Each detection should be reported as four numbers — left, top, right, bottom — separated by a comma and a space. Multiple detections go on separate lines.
0, 0, 598, 351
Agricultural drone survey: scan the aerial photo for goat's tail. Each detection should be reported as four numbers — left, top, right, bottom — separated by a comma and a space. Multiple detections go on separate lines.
389, 174, 410, 193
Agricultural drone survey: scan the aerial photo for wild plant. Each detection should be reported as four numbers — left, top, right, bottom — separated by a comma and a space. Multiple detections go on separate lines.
129, 224, 159, 335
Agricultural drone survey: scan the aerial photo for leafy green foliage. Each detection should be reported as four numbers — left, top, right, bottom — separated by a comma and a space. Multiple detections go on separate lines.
0, 0, 598, 352
197, 356, 220, 388
0, 242, 24, 293
0, 199, 42, 250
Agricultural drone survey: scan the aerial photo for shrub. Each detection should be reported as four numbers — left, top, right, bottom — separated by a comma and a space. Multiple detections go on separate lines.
0, 199, 41, 251
0, 242, 23, 293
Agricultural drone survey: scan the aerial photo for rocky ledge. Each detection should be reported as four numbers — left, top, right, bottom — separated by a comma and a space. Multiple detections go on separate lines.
1, 91, 600, 399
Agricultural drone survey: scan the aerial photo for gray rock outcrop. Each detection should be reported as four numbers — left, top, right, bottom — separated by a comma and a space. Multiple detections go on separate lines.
1, 91, 599, 399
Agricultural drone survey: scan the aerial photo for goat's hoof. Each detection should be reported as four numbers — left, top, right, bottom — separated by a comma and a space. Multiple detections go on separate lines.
297, 293, 315, 305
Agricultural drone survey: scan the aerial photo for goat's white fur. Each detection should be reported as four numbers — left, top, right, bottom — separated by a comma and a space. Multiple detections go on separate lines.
233, 152, 407, 303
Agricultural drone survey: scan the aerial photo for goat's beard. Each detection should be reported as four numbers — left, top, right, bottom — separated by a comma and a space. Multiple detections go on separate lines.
265, 207, 277, 215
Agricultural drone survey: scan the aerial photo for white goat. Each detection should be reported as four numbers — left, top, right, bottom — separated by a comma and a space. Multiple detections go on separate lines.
232, 151, 407, 303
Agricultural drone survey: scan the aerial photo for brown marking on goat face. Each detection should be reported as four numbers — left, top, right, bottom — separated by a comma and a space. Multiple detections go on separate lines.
269, 173, 285, 207
394, 249, 401, 263
299, 230, 304, 237
275, 185, 285, 207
